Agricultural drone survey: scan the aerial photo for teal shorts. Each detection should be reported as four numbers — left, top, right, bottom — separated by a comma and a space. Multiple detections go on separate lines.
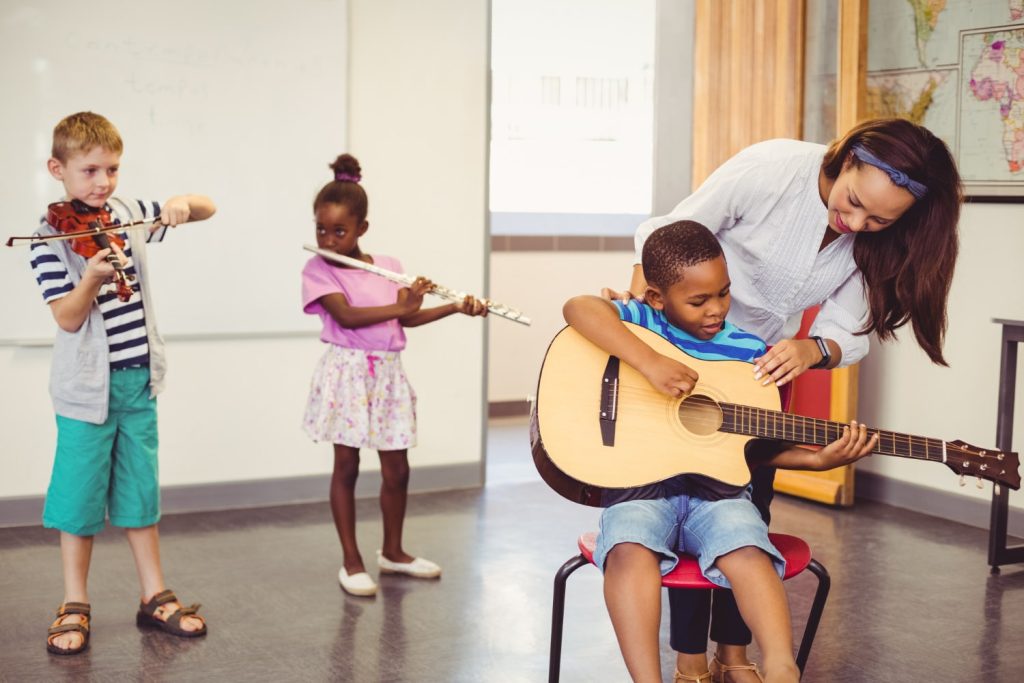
43, 367, 160, 536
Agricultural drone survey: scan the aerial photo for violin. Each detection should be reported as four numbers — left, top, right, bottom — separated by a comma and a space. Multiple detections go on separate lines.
45, 200, 136, 302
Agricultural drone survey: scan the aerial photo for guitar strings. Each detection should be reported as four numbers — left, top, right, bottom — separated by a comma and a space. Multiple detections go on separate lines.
584, 384, 978, 456
627, 404, 943, 455
604, 382, 949, 449
595, 397, 970, 462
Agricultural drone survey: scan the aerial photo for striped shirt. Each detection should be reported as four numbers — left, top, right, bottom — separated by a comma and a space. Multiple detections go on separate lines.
614, 299, 767, 363
30, 198, 166, 370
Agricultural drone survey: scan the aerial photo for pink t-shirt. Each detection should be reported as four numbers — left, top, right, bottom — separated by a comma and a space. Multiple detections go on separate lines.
301, 254, 408, 351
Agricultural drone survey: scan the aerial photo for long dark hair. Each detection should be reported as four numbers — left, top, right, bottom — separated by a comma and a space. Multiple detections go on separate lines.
313, 153, 368, 222
821, 118, 962, 366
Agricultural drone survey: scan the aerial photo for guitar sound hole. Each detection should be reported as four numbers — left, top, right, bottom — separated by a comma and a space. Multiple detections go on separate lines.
677, 394, 723, 436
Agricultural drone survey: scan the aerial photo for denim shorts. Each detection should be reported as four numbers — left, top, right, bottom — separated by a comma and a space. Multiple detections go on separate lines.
43, 367, 160, 536
592, 489, 785, 589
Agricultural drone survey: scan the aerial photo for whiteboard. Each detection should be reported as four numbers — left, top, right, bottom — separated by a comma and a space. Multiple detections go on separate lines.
0, 0, 347, 342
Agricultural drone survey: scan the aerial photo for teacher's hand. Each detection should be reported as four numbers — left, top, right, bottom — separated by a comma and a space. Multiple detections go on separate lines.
752, 338, 822, 387
600, 286, 644, 302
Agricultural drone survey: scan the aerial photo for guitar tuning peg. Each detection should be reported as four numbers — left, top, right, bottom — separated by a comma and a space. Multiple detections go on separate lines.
959, 474, 966, 487
976, 476, 984, 489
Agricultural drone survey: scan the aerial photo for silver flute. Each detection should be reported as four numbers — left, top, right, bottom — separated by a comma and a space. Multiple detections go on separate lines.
303, 244, 531, 325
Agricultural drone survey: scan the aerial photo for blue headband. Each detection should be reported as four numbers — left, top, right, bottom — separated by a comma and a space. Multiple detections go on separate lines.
850, 145, 928, 199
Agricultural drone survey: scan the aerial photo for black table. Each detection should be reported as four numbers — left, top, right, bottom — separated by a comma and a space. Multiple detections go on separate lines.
990, 318, 1024, 572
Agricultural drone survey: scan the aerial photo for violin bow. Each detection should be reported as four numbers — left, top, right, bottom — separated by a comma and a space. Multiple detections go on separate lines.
303, 244, 532, 326
5, 216, 163, 248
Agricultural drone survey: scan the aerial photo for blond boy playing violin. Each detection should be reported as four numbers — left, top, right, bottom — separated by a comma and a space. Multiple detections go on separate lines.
31, 112, 215, 655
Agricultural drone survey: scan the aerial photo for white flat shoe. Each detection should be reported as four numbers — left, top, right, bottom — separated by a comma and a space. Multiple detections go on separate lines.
338, 567, 377, 596
376, 550, 442, 578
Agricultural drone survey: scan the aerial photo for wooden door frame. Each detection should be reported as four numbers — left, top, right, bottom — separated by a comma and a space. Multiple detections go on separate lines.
774, 0, 867, 506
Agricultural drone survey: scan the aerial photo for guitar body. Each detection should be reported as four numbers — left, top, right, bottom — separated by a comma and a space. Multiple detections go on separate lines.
531, 323, 781, 507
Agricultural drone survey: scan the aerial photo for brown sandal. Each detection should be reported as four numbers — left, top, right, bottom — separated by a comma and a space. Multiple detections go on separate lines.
47, 602, 91, 655
711, 654, 765, 683
674, 669, 712, 682
136, 589, 207, 638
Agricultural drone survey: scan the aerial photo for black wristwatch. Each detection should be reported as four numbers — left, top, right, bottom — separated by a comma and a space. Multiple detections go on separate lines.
809, 336, 831, 370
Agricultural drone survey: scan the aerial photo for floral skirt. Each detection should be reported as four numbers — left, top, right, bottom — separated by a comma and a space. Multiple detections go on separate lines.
303, 346, 416, 450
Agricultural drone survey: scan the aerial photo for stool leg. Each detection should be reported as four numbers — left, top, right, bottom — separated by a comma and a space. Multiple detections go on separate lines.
795, 558, 831, 676
550, 554, 590, 683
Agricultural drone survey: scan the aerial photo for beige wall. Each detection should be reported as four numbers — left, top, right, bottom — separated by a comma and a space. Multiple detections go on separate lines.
488, 250, 636, 404
347, 0, 489, 469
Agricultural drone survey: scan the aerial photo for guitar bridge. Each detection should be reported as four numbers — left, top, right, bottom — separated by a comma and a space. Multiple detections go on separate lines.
600, 356, 620, 447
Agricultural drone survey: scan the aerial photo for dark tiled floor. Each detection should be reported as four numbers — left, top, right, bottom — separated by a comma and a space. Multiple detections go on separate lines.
2, 420, 1023, 681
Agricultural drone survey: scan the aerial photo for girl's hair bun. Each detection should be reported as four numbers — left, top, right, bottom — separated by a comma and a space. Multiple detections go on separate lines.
314, 153, 369, 220
330, 153, 362, 183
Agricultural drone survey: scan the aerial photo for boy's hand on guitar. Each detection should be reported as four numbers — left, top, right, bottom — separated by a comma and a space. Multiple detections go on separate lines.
813, 420, 879, 470
642, 354, 699, 398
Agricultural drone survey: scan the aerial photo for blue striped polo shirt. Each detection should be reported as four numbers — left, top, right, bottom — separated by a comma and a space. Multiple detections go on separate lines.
613, 299, 767, 362
30, 198, 166, 370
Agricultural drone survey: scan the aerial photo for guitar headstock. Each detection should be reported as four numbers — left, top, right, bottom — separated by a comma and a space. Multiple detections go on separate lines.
945, 440, 1020, 490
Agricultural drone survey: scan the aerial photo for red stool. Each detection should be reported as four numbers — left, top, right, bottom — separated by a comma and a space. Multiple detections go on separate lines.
548, 532, 830, 682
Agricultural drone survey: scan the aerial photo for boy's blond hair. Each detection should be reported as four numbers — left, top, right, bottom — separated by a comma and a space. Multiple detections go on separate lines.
51, 112, 123, 162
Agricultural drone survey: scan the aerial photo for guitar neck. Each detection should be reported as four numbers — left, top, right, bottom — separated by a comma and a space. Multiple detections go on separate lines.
719, 403, 945, 463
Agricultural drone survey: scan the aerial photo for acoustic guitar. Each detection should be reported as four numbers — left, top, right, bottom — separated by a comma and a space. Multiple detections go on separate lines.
530, 323, 1021, 507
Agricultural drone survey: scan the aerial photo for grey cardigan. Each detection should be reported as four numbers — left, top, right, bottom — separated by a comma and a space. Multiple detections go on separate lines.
42, 198, 167, 424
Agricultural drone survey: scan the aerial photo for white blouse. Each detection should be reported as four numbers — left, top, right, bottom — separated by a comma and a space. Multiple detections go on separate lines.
634, 138, 869, 367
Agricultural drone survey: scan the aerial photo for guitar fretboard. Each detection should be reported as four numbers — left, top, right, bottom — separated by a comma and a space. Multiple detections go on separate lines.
718, 403, 944, 462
